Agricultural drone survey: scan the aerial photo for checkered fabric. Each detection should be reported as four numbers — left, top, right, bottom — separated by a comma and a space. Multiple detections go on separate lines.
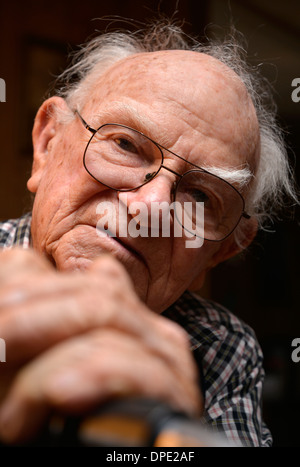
164, 293, 272, 446
0, 213, 272, 446
0, 212, 32, 248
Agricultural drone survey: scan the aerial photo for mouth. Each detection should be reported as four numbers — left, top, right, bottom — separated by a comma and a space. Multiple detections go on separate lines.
92, 224, 148, 267
115, 236, 146, 263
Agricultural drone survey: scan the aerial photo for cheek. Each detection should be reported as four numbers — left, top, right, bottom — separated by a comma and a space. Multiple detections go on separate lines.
36, 134, 88, 206
144, 242, 208, 312
30, 141, 78, 238
171, 239, 220, 282
33, 167, 71, 221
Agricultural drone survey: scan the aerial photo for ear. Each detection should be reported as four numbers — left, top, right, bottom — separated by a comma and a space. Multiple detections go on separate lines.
27, 96, 67, 193
188, 216, 258, 292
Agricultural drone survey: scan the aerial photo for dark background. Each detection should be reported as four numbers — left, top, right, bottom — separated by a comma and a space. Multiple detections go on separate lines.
0, 0, 299, 447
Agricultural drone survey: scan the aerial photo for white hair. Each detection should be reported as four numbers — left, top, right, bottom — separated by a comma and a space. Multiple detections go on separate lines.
53, 20, 298, 233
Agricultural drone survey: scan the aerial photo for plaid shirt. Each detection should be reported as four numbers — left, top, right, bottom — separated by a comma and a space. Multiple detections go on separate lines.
0, 213, 272, 447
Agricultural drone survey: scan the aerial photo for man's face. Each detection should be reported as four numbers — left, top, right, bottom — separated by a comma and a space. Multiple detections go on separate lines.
28, 50, 259, 312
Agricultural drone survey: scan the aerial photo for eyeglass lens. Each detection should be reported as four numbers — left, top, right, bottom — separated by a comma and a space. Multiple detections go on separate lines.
83, 124, 244, 241
84, 124, 162, 190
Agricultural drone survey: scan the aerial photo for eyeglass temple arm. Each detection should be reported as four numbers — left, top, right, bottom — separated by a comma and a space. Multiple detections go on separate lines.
74, 110, 96, 134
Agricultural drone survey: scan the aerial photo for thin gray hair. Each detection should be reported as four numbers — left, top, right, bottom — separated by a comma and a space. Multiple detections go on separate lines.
53, 20, 298, 237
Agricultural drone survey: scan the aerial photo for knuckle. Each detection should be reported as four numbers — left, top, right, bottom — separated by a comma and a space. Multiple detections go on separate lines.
89, 255, 133, 292
0, 247, 32, 264
161, 317, 190, 348
0, 248, 52, 281
91, 254, 126, 277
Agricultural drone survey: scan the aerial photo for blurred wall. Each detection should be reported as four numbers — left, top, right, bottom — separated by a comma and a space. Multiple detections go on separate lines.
0, 0, 299, 446
0, 0, 208, 219
206, 0, 300, 447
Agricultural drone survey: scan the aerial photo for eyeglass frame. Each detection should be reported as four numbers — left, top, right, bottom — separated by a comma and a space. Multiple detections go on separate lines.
74, 109, 251, 242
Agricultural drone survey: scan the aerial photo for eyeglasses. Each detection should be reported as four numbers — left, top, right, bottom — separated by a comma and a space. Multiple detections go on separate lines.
75, 110, 250, 242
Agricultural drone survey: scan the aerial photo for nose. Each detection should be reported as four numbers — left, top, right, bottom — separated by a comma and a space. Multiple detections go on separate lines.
118, 173, 176, 236
128, 171, 174, 204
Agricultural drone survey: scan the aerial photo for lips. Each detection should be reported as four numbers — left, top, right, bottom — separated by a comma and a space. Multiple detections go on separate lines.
113, 234, 148, 267
92, 223, 147, 267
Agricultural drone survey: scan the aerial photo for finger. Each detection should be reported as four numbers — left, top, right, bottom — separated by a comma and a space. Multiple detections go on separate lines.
0, 248, 53, 285
44, 330, 202, 415
0, 287, 197, 393
0, 329, 203, 443
0, 257, 196, 383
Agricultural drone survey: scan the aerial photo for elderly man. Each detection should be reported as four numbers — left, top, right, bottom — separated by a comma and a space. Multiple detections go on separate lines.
0, 22, 296, 447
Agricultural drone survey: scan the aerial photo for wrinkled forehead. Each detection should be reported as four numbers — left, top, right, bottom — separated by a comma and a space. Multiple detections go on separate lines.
82, 50, 260, 172
86, 49, 249, 109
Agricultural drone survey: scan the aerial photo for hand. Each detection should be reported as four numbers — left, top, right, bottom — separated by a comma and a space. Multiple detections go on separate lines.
0, 248, 203, 443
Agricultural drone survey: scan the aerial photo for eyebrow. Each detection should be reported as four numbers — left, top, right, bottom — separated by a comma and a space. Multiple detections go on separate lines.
204, 165, 253, 187
91, 101, 159, 137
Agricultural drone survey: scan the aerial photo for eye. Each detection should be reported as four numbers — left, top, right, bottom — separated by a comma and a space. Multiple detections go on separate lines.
114, 137, 138, 154
188, 188, 209, 204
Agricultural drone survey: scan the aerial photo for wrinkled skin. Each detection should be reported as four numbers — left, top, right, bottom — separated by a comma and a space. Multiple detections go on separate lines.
0, 50, 259, 444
